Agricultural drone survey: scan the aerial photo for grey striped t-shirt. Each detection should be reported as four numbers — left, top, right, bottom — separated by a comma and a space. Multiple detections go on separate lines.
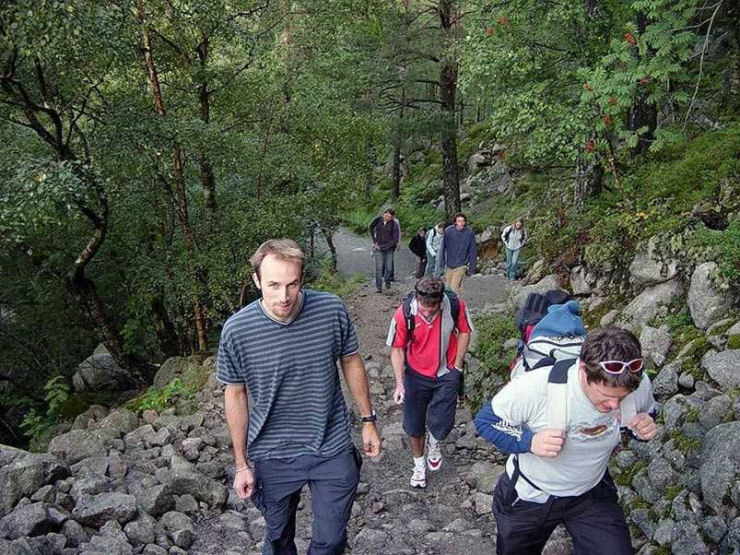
217, 289, 359, 461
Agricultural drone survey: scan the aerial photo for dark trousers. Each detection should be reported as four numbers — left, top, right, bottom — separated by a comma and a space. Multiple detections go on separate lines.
415, 255, 427, 278
252, 449, 361, 555
402, 368, 460, 440
493, 469, 631, 555
374, 248, 394, 290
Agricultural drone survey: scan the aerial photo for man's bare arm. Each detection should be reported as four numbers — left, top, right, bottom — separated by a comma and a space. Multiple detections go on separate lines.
390, 347, 406, 404
340, 352, 381, 456
224, 384, 255, 498
454, 332, 471, 369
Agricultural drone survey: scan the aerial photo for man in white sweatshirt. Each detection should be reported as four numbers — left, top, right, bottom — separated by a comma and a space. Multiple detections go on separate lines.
501, 219, 526, 280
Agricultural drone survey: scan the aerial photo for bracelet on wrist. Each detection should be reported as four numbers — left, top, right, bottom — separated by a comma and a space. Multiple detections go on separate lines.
235, 463, 252, 473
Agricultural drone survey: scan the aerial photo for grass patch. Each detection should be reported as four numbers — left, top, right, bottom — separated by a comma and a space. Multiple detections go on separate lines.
308, 258, 366, 300
614, 460, 647, 487
468, 313, 518, 409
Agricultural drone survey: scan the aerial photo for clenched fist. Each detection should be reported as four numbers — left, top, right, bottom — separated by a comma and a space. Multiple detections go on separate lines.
531, 429, 566, 458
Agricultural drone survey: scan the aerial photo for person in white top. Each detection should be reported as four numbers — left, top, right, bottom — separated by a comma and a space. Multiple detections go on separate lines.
425, 222, 445, 277
474, 327, 657, 554
500, 219, 526, 280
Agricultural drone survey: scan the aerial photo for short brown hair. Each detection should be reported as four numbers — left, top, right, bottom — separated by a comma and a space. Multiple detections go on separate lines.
250, 239, 305, 279
384, 208, 395, 216
454, 212, 467, 222
414, 277, 445, 306
581, 327, 643, 391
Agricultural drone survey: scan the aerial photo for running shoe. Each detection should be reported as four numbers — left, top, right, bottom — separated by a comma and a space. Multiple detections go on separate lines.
410, 465, 426, 488
427, 440, 442, 471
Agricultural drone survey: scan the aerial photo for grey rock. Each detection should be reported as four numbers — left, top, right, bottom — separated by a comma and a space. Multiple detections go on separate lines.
647, 458, 677, 491
722, 517, 740, 553
652, 363, 680, 397
630, 507, 656, 538
0, 538, 35, 554
671, 521, 706, 555
220, 511, 248, 532
159, 511, 193, 532
678, 371, 695, 389
652, 518, 677, 546
702, 349, 740, 388
510, 275, 561, 310
96, 409, 140, 436
160, 470, 227, 508
615, 450, 637, 469
470, 492, 493, 515
71, 456, 109, 478
698, 394, 732, 429
170, 528, 192, 549
702, 515, 728, 544
600, 309, 619, 327
85, 532, 134, 555
629, 239, 679, 286
30, 485, 55, 504
617, 279, 683, 332
153, 357, 202, 391
134, 485, 173, 517
466, 461, 504, 493
124, 513, 157, 546
72, 492, 137, 527
352, 528, 389, 550
0, 452, 69, 517
70, 476, 113, 499
60, 519, 88, 546
700, 421, 740, 517
632, 470, 660, 504
72, 344, 135, 393
48, 430, 106, 465
688, 262, 732, 329
142, 544, 168, 555
408, 518, 434, 533
443, 518, 473, 532
28, 532, 66, 554
174, 494, 198, 514
0, 502, 54, 539
71, 404, 108, 431
639, 326, 672, 367
570, 266, 595, 296
672, 490, 703, 524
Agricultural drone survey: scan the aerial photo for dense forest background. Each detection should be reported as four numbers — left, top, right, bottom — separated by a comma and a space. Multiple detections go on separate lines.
1, 0, 738, 448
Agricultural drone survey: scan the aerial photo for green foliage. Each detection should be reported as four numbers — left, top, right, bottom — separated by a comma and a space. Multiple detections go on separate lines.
468, 313, 518, 409
125, 378, 191, 414
614, 459, 647, 486
307, 258, 366, 300
19, 375, 73, 451
667, 430, 701, 453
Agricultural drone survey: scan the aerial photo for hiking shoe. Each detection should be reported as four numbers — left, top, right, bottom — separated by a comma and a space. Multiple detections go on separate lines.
427, 441, 442, 471
410, 466, 426, 488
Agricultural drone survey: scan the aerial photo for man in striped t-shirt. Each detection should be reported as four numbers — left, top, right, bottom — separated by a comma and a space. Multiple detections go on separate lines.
218, 239, 381, 554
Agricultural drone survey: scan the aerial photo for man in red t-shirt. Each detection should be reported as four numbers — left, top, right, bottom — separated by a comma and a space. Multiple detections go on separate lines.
386, 277, 473, 488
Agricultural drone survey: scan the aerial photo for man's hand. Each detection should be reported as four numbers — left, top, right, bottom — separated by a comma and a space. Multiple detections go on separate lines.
362, 423, 381, 457
629, 413, 658, 441
531, 429, 565, 458
233, 467, 256, 499
393, 383, 405, 404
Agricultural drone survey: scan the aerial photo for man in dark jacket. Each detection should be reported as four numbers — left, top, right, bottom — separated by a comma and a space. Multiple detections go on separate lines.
369, 208, 400, 293
409, 227, 428, 278
436, 212, 477, 294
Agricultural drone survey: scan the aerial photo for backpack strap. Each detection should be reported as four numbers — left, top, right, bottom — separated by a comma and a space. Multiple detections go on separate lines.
401, 291, 416, 345
619, 392, 637, 427
546, 359, 575, 430
444, 289, 460, 326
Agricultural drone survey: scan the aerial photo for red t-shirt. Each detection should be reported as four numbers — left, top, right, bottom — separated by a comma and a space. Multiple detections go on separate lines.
387, 297, 472, 378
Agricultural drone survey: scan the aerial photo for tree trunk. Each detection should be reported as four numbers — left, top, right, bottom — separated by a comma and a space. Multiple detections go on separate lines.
574, 153, 603, 205
319, 227, 338, 272
137, 0, 208, 353
391, 89, 404, 200
629, 12, 657, 155
438, 0, 461, 221
196, 31, 218, 215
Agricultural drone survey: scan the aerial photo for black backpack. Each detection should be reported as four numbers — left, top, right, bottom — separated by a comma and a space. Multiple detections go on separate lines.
401, 289, 460, 344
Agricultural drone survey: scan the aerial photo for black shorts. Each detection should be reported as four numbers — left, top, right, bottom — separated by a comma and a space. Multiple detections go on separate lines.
403, 367, 460, 440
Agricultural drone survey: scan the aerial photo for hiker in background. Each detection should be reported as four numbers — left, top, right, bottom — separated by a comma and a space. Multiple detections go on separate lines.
436, 212, 477, 293
501, 218, 527, 280
409, 227, 428, 278
425, 222, 445, 277
369, 208, 400, 293
391, 214, 402, 281
386, 277, 473, 489
218, 239, 381, 554
474, 327, 657, 555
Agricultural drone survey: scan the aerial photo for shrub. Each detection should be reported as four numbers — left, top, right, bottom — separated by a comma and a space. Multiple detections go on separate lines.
468, 313, 518, 410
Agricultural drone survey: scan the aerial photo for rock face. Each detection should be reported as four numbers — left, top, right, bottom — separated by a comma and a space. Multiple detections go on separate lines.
510, 274, 561, 309
700, 422, 740, 517
701, 349, 740, 388
72, 344, 135, 393
617, 278, 683, 331
48, 430, 107, 465
152, 357, 202, 390
688, 262, 733, 330
628, 237, 679, 286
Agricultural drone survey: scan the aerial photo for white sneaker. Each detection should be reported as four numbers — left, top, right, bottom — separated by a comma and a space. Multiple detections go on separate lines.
427, 440, 442, 471
410, 466, 426, 488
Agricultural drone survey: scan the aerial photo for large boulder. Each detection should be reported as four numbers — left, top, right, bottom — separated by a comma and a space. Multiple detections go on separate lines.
0, 450, 69, 517
0, 503, 55, 540
700, 422, 740, 517
617, 279, 683, 332
48, 429, 106, 465
153, 357, 203, 391
510, 274, 561, 310
72, 492, 137, 527
628, 237, 679, 286
639, 325, 672, 367
95, 409, 140, 436
72, 344, 135, 393
688, 262, 733, 330
570, 266, 597, 296
160, 470, 227, 509
701, 349, 740, 388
